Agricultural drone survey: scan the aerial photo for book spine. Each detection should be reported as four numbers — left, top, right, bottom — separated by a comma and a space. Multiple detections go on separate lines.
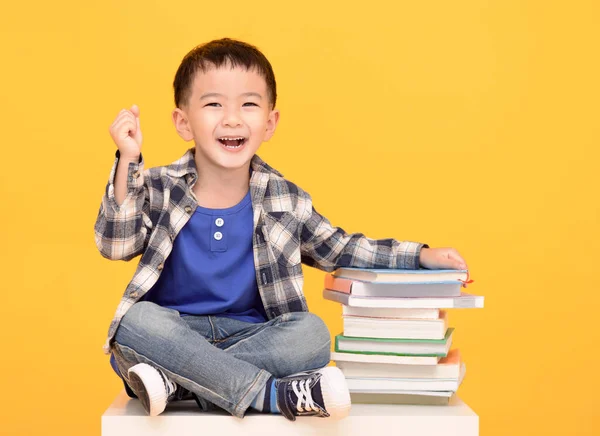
324, 274, 353, 294
334, 349, 447, 358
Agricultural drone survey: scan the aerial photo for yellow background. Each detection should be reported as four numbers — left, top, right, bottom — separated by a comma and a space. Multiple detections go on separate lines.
1, 1, 598, 435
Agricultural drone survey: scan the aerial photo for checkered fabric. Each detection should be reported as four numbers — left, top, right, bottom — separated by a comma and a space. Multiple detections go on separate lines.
94, 147, 427, 354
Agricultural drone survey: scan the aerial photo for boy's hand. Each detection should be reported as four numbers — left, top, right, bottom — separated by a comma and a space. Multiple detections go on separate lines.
419, 247, 470, 287
109, 104, 143, 159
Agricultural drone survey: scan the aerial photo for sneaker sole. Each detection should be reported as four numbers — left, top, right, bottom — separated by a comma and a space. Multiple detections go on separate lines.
127, 363, 168, 416
319, 367, 351, 419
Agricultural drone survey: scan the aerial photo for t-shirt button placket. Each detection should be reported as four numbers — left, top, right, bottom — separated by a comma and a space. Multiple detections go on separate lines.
211, 217, 226, 251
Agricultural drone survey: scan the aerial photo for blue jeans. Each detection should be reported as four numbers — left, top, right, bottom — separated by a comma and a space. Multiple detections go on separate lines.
110, 301, 332, 418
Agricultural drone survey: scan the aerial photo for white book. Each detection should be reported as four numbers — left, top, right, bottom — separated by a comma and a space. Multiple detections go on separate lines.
352, 389, 454, 397
346, 363, 466, 392
333, 268, 469, 284
331, 351, 440, 366
342, 305, 440, 320
335, 349, 462, 379
326, 274, 462, 298
334, 328, 453, 358
323, 289, 484, 309
338, 282, 462, 298
343, 311, 448, 340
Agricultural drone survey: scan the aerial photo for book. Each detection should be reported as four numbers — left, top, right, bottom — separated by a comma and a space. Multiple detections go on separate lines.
332, 268, 469, 284
342, 305, 440, 320
343, 311, 449, 340
350, 391, 455, 406
323, 289, 484, 309
325, 274, 462, 298
332, 351, 440, 365
345, 362, 466, 392
334, 328, 453, 357
335, 349, 462, 379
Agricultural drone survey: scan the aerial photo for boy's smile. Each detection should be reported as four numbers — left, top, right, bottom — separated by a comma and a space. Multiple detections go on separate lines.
172, 63, 280, 174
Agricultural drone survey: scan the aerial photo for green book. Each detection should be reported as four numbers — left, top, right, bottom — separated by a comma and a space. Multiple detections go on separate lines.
334, 328, 454, 357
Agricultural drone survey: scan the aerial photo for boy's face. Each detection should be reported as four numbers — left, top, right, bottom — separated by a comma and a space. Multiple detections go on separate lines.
172, 63, 280, 173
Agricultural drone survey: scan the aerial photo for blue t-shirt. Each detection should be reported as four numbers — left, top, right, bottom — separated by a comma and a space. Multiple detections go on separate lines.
140, 188, 267, 322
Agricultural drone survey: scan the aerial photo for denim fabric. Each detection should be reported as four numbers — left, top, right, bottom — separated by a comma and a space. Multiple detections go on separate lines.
111, 301, 331, 418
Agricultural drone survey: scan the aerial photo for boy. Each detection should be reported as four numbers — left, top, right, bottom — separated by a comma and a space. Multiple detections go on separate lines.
95, 38, 469, 421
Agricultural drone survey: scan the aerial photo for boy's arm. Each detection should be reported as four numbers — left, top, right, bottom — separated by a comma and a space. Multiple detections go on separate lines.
299, 198, 428, 272
94, 150, 152, 261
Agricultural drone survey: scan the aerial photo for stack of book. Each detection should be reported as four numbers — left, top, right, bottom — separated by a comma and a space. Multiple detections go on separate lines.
323, 267, 484, 406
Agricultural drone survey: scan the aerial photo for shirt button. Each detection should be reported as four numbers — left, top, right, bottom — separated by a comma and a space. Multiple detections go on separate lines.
131, 291, 139, 298
184, 205, 193, 214
132, 170, 140, 179
157, 263, 164, 271
215, 218, 224, 227
214, 231, 223, 241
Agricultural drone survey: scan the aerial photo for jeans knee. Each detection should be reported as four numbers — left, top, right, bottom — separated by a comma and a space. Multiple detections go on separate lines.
294, 312, 331, 367
119, 301, 156, 331
115, 301, 176, 345
304, 313, 331, 343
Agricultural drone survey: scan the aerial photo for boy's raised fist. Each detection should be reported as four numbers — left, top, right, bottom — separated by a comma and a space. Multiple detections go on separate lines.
109, 104, 143, 159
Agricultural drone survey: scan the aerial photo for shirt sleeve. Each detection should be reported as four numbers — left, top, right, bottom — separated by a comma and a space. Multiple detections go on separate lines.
93, 150, 152, 261
299, 194, 428, 272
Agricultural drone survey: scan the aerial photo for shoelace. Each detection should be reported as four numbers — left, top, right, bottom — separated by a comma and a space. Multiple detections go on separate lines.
159, 369, 177, 397
291, 378, 320, 413
166, 378, 177, 397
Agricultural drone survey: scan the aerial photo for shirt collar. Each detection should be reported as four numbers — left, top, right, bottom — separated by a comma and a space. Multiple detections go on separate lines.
166, 147, 284, 183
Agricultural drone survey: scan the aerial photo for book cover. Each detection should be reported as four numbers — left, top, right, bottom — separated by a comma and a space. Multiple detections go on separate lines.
348, 369, 466, 406
332, 352, 441, 365
325, 274, 462, 298
342, 305, 440, 320
323, 289, 484, 309
332, 268, 469, 284
342, 311, 449, 340
335, 349, 462, 379
345, 362, 466, 392
350, 391, 455, 406
334, 328, 453, 358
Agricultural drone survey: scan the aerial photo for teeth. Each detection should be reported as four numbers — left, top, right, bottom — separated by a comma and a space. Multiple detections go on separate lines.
218, 136, 246, 149
223, 142, 243, 148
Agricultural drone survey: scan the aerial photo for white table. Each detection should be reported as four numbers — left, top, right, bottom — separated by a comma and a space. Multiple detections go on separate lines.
102, 390, 479, 436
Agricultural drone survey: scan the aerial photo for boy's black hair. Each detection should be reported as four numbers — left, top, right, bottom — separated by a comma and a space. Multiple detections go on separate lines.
173, 38, 277, 110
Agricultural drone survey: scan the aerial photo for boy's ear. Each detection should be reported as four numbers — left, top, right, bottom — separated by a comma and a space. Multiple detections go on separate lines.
263, 108, 280, 142
172, 108, 194, 142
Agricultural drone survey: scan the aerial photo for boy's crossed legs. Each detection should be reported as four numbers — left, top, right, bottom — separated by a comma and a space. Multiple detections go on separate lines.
111, 301, 350, 420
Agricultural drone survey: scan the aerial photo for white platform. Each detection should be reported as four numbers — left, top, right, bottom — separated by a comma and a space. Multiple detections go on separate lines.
102, 390, 479, 436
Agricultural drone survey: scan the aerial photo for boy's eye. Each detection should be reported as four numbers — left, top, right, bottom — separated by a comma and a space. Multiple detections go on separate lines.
205, 102, 258, 107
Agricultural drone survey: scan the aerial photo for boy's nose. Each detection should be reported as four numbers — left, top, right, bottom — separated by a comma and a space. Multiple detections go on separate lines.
222, 111, 243, 127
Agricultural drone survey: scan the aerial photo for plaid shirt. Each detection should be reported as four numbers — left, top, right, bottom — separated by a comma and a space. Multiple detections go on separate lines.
95, 147, 427, 354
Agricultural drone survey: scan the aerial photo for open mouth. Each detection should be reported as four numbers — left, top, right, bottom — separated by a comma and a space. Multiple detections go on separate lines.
217, 137, 248, 149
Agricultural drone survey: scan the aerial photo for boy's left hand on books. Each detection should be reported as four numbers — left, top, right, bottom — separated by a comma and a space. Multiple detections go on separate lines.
419, 247, 469, 287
